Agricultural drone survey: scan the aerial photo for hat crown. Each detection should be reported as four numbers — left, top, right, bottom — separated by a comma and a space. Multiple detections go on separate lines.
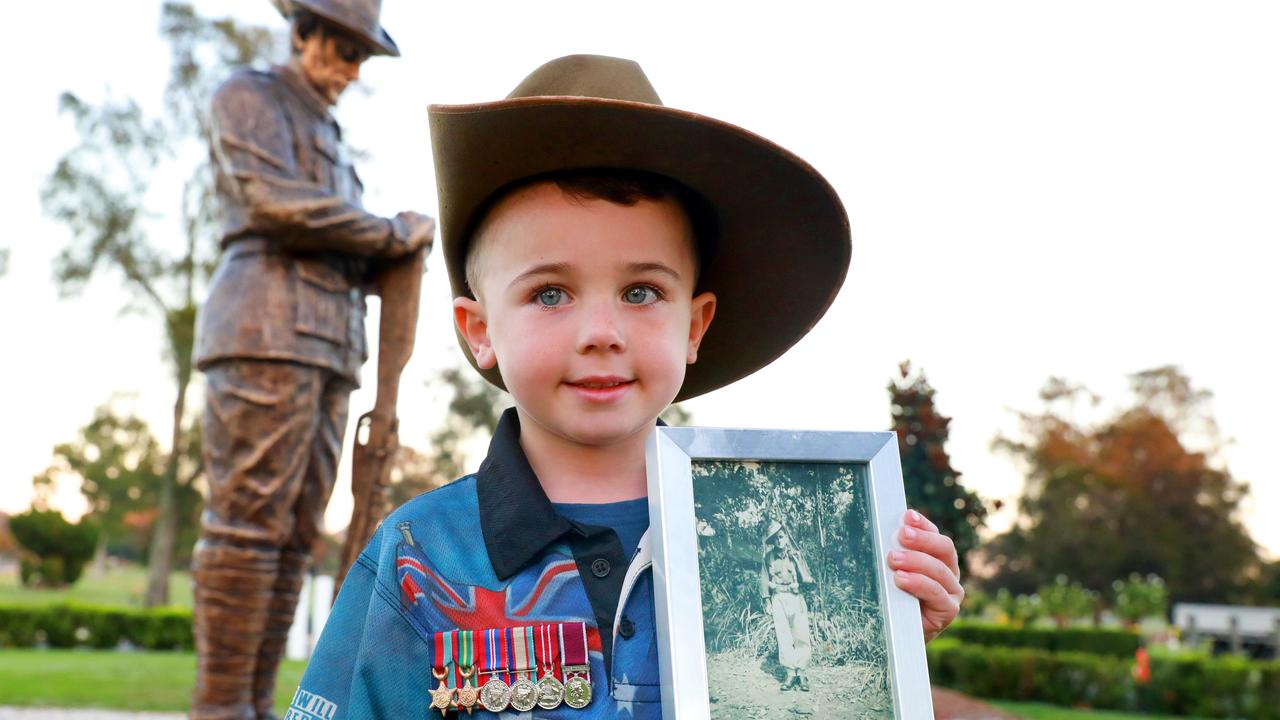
287, 0, 399, 56
507, 55, 663, 106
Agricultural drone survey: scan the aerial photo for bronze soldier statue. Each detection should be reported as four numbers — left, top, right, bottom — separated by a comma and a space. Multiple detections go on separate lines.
191, 1, 433, 717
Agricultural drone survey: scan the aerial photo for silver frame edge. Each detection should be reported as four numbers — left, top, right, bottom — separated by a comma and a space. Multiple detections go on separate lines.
646, 426, 935, 719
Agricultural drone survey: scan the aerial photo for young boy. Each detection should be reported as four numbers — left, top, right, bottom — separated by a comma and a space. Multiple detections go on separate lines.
290, 54, 962, 719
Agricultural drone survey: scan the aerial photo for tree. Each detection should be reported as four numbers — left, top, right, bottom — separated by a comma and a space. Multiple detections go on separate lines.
33, 403, 203, 566
9, 510, 98, 588
987, 366, 1261, 605
387, 367, 510, 507
40, 3, 276, 606
0, 514, 17, 556
1038, 575, 1098, 628
1111, 573, 1168, 629
889, 361, 985, 574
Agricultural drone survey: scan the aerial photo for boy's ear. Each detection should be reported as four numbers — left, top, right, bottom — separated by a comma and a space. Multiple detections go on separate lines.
686, 291, 717, 364
453, 297, 497, 369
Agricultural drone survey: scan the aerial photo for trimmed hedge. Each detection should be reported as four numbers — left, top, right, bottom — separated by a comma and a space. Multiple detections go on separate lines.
945, 621, 1140, 657
928, 639, 1280, 720
0, 603, 192, 650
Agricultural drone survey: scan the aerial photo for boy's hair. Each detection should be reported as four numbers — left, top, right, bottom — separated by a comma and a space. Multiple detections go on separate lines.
463, 169, 718, 297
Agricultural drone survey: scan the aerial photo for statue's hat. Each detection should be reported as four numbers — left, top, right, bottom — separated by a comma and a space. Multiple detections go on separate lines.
278, 0, 399, 57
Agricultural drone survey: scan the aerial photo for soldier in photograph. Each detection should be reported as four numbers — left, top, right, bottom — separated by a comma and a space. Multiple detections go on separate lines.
760, 519, 816, 692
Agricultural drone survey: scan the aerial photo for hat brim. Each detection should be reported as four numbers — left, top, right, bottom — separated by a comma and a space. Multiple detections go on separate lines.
430, 97, 850, 402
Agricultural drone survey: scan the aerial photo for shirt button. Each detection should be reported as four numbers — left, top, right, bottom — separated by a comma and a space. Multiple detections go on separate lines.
590, 558, 611, 578
618, 617, 636, 639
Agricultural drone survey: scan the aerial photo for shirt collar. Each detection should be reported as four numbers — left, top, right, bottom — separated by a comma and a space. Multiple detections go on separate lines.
476, 408, 668, 580
275, 63, 335, 121
476, 408, 575, 580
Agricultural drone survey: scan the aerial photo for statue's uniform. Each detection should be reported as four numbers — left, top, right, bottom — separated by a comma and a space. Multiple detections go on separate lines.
192, 62, 409, 720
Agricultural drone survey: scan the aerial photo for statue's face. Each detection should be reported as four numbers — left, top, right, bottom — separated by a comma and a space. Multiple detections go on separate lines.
296, 25, 370, 105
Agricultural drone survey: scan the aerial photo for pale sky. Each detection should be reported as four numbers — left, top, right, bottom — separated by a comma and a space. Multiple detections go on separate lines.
1, 1, 1276, 561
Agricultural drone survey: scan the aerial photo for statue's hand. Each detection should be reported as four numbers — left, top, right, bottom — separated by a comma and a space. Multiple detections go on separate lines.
390, 211, 436, 257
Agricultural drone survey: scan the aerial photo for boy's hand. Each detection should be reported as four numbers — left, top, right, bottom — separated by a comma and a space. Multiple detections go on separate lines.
887, 509, 963, 643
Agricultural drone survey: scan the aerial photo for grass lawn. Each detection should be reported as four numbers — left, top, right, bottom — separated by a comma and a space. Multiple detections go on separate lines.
0, 650, 1214, 719
990, 700, 1205, 720
0, 649, 305, 713
0, 563, 192, 609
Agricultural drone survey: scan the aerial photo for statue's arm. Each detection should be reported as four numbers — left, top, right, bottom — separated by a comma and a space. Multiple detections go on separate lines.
209, 73, 409, 257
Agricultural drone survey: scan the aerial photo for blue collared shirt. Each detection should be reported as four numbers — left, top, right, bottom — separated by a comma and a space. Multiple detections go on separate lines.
290, 409, 662, 718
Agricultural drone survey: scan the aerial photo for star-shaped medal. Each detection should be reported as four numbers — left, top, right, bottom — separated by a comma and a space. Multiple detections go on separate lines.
456, 665, 479, 716
430, 667, 455, 717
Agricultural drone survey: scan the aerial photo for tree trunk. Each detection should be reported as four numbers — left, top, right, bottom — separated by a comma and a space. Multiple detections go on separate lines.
143, 357, 191, 608
91, 531, 108, 579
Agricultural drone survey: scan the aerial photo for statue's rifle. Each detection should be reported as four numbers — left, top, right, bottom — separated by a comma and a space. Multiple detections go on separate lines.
333, 248, 425, 599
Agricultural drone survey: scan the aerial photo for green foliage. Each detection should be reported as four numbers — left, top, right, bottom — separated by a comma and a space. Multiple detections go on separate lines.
961, 585, 992, 617
0, 649, 306, 713
388, 367, 510, 507
31, 404, 201, 564
692, 461, 885, 672
1111, 573, 1168, 626
995, 588, 1044, 628
1039, 575, 1099, 627
928, 640, 1280, 718
889, 362, 985, 574
988, 367, 1261, 604
0, 603, 192, 650
8, 511, 97, 588
944, 620, 1140, 657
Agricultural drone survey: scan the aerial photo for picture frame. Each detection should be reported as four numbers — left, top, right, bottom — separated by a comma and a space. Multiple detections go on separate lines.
645, 427, 933, 719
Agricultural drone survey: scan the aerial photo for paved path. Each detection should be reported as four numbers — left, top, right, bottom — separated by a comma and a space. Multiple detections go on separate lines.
933, 688, 1021, 719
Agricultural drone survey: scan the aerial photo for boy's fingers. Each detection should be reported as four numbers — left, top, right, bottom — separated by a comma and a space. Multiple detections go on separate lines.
904, 508, 940, 534
893, 570, 961, 641
888, 549, 963, 597
898, 525, 960, 580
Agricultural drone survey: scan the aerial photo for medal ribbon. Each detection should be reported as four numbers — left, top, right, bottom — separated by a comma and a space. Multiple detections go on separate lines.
513, 625, 534, 681
482, 627, 506, 681
540, 624, 561, 680
560, 621, 589, 678
458, 630, 473, 686
434, 631, 457, 689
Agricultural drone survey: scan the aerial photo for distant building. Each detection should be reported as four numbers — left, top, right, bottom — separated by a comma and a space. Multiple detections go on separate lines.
1174, 602, 1280, 659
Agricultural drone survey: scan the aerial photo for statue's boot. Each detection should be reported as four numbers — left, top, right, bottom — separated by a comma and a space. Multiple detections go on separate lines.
253, 550, 309, 720
192, 543, 278, 720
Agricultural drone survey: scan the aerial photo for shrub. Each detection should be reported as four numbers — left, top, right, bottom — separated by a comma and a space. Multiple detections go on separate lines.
944, 620, 1140, 657
928, 640, 1280, 719
0, 603, 192, 651
8, 510, 97, 588
1038, 575, 1098, 628
1112, 573, 1167, 628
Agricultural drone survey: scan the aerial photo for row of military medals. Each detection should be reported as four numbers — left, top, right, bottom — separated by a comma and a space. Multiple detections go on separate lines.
431, 622, 593, 715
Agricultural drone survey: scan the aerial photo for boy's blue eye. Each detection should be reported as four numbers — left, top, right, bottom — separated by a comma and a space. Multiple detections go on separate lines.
536, 288, 566, 306
623, 285, 661, 305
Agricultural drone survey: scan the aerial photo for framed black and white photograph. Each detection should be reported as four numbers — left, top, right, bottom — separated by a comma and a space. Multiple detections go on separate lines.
646, 427, 932, 720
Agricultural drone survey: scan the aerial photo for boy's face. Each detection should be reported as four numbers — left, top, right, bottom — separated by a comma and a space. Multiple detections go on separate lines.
454, 182, 716, 451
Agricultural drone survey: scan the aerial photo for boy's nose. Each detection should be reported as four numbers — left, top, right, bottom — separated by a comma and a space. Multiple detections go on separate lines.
576, 301, 626, 353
